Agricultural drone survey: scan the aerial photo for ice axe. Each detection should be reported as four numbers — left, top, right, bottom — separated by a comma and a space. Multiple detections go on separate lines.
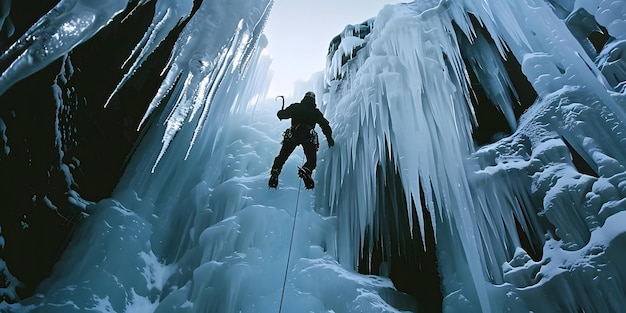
275, 95, 285, 110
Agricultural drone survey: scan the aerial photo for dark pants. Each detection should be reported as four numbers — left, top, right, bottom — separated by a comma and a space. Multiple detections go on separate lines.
272, 128, 318, 174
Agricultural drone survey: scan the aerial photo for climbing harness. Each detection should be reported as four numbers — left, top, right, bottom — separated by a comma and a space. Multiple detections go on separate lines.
282, 124, 318, 150
281, 127, 293, 143
273, 94, 319, 150
310, 128, 319, 151
278, 163, 304, 313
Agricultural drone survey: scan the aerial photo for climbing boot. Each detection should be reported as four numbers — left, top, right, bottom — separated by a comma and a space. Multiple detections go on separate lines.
297, 166, 314, 189
268, 169, 279, 188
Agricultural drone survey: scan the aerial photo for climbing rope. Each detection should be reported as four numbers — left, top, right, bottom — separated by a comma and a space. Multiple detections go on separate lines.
278, 166, 304, 313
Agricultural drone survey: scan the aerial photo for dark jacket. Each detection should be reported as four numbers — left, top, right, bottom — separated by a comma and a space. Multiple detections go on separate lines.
277, 96, 332, 139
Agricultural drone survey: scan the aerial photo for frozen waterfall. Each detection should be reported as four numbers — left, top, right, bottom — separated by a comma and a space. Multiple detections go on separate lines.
1, 0, 626, 312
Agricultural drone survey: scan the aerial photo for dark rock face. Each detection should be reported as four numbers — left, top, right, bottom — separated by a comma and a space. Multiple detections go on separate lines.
0, 1, 184, 300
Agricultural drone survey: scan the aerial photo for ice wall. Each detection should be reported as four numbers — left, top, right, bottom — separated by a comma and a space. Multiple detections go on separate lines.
0, 0, 418, 312
319, 0, 626, 311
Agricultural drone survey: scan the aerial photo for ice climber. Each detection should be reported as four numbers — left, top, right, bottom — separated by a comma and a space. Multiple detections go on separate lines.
269, 91, 334, 189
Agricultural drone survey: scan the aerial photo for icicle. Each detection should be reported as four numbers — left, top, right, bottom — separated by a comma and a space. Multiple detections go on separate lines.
105, 0, 193, 107
0, 0, 130, 96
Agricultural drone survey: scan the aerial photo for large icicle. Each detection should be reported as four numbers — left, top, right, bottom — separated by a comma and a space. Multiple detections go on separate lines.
320, 2, 493, 309
133, 0, 273, 171
104, 0, 193, 107
318, 0, 626, 312
0, 0, 130, 96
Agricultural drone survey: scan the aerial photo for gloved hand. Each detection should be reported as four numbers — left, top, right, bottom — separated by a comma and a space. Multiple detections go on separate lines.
327, 137, 335, 147
277, 109, 287, 120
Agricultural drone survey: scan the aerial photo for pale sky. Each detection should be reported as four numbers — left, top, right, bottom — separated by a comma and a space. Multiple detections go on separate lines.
263, 0, 403, 97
